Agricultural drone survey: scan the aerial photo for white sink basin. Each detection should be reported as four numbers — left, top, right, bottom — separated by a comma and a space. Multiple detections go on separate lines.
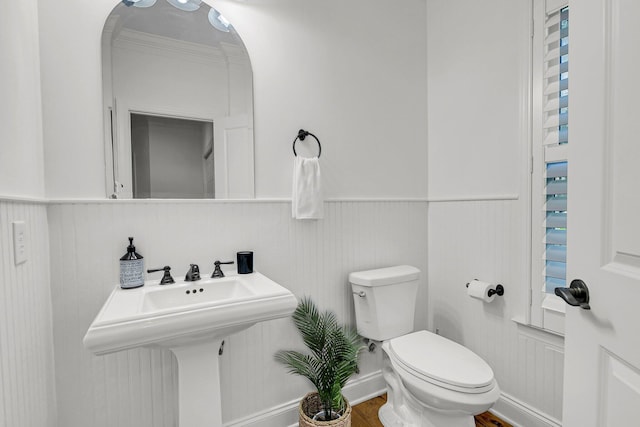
141, 277, 255, 313
84, 271, 297, 355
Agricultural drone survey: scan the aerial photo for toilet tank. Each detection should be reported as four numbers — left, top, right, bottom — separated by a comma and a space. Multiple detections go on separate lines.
349, 265, 420, 341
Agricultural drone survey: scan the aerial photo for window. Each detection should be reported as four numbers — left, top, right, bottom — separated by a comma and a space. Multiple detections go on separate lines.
530, 1, 569, 334
544, 160, 567, 293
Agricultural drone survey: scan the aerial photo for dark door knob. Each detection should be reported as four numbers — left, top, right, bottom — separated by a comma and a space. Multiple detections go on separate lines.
555, 279, 590, 310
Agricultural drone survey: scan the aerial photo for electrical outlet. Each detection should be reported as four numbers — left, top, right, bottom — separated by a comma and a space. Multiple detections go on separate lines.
12, 221, 27, 265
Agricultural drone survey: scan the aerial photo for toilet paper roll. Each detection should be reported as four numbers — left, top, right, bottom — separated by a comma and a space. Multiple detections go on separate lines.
467, 280, 495, 303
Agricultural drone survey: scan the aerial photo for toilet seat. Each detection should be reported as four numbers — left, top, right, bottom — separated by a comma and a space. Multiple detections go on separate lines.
388, 330, 496, 394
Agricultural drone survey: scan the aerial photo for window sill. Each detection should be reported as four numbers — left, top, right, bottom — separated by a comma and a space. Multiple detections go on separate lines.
514, 294, 566, 337
541, 293, 566, 335
512, 316, 565, 340
541, 293, 566, 314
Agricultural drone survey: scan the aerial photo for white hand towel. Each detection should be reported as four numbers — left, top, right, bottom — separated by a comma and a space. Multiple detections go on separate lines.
292, 156, 323, 219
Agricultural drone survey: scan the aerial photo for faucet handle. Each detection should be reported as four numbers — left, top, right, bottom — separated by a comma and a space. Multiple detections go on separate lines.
212, 260, 234, 278
147, 266, 175, 285
185, 264, 201, 282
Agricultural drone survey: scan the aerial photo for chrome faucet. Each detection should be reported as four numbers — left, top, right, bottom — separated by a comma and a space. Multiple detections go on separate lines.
211, 260, 234, 278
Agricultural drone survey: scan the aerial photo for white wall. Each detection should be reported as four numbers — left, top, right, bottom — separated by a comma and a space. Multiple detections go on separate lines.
48, 200, 428, 427
38, 0, 428, 199
429, 201, 563, 426
0, 2, 57, 426
111, 31, 231, 119
427, 1, 564, 425
147, 118, 206, 198
427, 0, 529, 200
130, 115, 151, 197
0, 0, 46, 198
0, 201, 57, 427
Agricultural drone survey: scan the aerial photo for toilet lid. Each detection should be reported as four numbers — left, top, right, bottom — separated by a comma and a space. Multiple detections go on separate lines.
388, 330, 495, 391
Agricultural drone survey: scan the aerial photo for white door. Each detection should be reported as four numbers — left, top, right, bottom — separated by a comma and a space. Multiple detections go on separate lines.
213, 114, 255, 199
562, 0, 640, 425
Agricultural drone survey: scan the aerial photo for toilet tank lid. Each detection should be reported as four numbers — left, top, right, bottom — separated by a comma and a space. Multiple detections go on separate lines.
349, 265, 420, 287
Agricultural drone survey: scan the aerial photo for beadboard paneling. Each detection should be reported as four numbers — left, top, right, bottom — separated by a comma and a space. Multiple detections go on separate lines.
47, 200, 428, 427
428, 200, 564, 423
0, 200, 56, 427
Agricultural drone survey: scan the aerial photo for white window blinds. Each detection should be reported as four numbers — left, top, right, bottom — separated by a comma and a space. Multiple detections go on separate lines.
543, 7, 569, 147
543, 6, 569, 293
545, 160, 567, 292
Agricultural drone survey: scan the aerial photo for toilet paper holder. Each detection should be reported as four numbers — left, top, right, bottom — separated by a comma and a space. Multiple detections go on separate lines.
466, 280, 505, 297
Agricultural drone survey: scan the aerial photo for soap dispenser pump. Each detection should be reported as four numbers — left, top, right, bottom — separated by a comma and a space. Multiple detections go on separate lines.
119, 237, 145, 289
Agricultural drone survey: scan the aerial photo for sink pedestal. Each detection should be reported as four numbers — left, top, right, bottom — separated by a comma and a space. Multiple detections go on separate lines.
172, 339, 224, 427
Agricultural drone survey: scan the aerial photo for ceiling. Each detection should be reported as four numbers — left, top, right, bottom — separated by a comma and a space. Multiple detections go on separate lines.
109, 1, 244, 49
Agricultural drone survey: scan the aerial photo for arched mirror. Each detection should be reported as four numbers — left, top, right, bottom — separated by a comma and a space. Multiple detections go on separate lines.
102, 0, 254, 199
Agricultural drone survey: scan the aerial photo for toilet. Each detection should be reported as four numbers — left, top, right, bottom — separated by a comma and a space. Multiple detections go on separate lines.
349, 265, 500, 427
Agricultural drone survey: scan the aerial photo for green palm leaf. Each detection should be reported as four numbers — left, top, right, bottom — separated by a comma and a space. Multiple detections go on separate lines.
275, 297, 364, 419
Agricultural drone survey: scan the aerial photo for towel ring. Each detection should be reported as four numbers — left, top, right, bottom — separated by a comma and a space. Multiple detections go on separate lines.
292, 129, 322, 158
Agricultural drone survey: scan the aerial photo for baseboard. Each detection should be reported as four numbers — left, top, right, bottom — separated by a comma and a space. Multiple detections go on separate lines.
224, 370, 386, 427
341, 370, 387, 407
491, 392, 562, 427
225, 375, 562, 427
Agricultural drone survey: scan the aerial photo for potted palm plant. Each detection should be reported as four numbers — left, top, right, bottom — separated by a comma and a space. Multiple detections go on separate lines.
275, 297, 364, 426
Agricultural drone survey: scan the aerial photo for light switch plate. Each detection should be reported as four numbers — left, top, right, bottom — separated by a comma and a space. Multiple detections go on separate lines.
12, 221, 27, 265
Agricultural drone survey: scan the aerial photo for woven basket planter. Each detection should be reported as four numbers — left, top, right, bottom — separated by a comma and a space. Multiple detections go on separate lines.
299, 392, 352, 427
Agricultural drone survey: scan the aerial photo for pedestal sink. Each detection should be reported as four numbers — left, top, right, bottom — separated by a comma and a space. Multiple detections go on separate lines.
84, 271, 297, 427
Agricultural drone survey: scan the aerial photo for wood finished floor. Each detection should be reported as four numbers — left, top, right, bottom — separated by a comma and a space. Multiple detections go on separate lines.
351, 395, 512, 427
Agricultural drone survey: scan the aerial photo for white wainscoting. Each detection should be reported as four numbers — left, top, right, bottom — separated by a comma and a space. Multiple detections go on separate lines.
6, 197, 563, 427
428, 200, 564, 425
0, 200, 56, 427
47, 200, 428, 427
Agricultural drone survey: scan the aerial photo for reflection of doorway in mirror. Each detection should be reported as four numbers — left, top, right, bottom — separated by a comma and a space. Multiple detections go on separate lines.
213, 113, 254, 199
130, 113, 214, 199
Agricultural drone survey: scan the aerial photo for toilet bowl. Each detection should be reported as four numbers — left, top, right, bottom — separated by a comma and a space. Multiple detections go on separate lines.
349, 266, 500, 427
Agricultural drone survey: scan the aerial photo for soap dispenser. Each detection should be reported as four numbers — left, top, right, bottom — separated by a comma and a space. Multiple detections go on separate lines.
119, 237, 145, 289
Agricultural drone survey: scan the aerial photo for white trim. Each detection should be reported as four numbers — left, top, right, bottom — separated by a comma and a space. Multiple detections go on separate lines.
325, 197, 428, 203
113, 29, 229, 66
224, 370, 385, 427
529, 0, 569, 333
46, 198, 430, 205
225, 395, 299, 427
492, 392, 563, 427
521, 0, 536, 326
541, 293, 566, 335
427, 194, 519, 203
0, 195, 49, 204
0, 197, 429, 206
513, 316, 566, 342
541, 293, 566, 313
605, 257, 640, 280
113, 29, 250, 67
530, 0, 546, 328
226, 377, 563, 427
125, 103, 216, 125
545, 0, 568, 15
